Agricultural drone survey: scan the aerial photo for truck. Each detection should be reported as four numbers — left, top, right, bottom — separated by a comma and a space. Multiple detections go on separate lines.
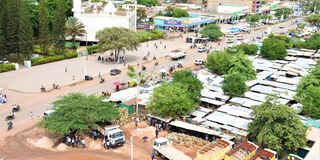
153, 137, 192, 160
97, 124, 125, 148
168, 49, 186, 60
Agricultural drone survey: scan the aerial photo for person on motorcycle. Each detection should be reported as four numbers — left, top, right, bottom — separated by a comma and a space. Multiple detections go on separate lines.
7, 121, 13, 130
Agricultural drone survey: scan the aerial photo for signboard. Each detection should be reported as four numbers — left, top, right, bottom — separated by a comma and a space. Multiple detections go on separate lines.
137, 24, 152, 29
181, 20, 190, 24
164, 20, 181, 25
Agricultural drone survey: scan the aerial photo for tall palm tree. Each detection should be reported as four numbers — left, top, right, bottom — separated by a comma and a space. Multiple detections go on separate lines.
65, 17, 86, 49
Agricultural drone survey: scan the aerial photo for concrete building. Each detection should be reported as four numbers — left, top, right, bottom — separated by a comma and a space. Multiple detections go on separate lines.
73, 0, 136, 42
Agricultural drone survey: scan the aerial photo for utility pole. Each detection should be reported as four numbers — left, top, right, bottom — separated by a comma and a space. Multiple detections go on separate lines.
130, 136, 134, 160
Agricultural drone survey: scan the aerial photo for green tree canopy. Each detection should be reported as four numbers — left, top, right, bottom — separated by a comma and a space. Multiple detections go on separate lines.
303, 33, 320, 50
137, 8, 147, 21
38, 0, 50, 56
275, 8, 293, 19
148, 83, 196, 117
297, 22, 306, 30
65, 17, 86, 49
172, 70, 203, 103
137, 0, 158, 6
306, 14, 320, 27
222, 72, 247, 97
248, 95, 306, 153
40, 93, 120, 133
246, 14, 260, 27
52, 0, 66, 54
206, 51, 232, 75
234, 44, 258, 55
96, 27, 140, 61
228, 53, 256, 81
299, 86, 320, 119
296, 65, 320, 119
260, 37, 287, 60
200, 24, 223, 41
172, 8, 189, 18
269, 34, 293, 48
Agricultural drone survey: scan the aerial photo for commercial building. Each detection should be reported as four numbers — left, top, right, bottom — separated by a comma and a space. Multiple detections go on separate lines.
225, 141, 259, 160
72, 0, 136, 42
154, 13, 216, 31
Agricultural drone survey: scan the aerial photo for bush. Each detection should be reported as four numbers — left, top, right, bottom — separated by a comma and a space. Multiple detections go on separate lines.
32, 50, 78, 66
0, 64, 15, 73
303, 33, 320, 50
260, 37, 287, 60
87, 45, 100, 55
222, 72, 247, 97
234, 44, 258, 55
205, 51, 232, 75
137, 30, 164, 42
228, 53, 256, 81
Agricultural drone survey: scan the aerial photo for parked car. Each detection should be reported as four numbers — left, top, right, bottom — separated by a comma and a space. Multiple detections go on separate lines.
227, 38, 234, 43
195, 59, 204, 65
226, 33, 234, 38
110, 68, 121, 76
279, 25, 285, 29
0, 58, 9, 64
236, 35, 244, 40
197, 46, 207, 53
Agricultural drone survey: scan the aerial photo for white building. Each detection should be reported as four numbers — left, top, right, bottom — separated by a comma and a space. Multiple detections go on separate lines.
73, 0, 136, 42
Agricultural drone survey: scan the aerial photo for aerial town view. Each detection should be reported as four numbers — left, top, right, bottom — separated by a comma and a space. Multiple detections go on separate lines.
0, 0, 320, 159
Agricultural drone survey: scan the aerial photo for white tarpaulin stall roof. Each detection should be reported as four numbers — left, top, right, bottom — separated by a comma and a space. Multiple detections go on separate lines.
169, 120, 234, 140
205, 111, 252, 131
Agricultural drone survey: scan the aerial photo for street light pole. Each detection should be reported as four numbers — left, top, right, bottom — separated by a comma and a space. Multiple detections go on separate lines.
130, 136, 134, 160
134, 0, 137, 32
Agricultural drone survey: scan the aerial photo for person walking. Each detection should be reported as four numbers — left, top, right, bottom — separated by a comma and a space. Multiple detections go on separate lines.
30, 111, 34, 119
93, 131, 97, 140
151, 151, 155, 160
155, 129, 159, 138
65, 66, 67, 72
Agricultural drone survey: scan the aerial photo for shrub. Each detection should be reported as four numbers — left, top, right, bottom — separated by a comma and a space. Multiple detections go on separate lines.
205, 51, 232, 75
32, 50, 78, 66
0, 64, 16, 73
137, 30, 164, 42
87, 45, 100, 55
260, 37, 287, 60
234, 44, 258, 55
222, 72, 247, 97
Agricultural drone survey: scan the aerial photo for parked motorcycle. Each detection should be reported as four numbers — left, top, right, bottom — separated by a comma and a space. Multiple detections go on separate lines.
5, 113, 15, 121
12, 105, 20, 112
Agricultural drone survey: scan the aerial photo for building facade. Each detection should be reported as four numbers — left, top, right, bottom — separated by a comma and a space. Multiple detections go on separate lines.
73, 0, 136, 42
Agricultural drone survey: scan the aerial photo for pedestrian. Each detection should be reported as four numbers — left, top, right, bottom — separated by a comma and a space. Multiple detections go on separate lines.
164, 45, 166, 49
106, 139, 110, 150
30, 111, 33, 119
71, 138, 75, 148
65, 66, 67, 72
160, 41, 162, 45
81, 139, 86, 148
72, 75, 75, 80
93, 131, 97, 140
151, 151, 155, 160
67, 137, 71, 146
155, 128, 159, 138
155, 45, 158, 50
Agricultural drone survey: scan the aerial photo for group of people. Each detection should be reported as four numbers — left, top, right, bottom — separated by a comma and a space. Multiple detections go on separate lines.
148, 117, 167, 138
0, 93, 7, 103
97, 56, 126, 65
64, 133, 86, 148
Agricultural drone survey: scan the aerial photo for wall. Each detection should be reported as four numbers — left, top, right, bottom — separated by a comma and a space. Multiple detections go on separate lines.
206, 0, 253, 12
76, 14, 135, 41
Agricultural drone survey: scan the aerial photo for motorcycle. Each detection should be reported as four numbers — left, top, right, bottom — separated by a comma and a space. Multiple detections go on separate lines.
12, 105, 21, 112
5, 113, 15, 121
100, 78, 105, 84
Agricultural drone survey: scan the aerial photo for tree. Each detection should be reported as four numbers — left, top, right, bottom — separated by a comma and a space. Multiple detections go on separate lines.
172, 70, 203, 103
148, 83, 196, 117
306, 14, 320, 27
260, 37, 287, 60
137, 8, 147, 22
228, 54, 256, 81
261, 14, 272, 23
52, 0, 66, 54
222, 72, 247, 97
65, 17, 86, 49
248, 95, 306, 154
0, 26, 5, 58
303, 33, 320, 50
137, 0, 158, 6
246, 14, 260, 27
200, 24, 223, 41
275, 8, 293, 19
299, 86, 320, 119
297, 22, 306, 30
172, 8, 189, 18
96, 27, 140, 61
206, 51, 232, 75
234, 44, 258, 55
40, 93, 120, 133
38, 0, 50, 56
269, 34, 293, 48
